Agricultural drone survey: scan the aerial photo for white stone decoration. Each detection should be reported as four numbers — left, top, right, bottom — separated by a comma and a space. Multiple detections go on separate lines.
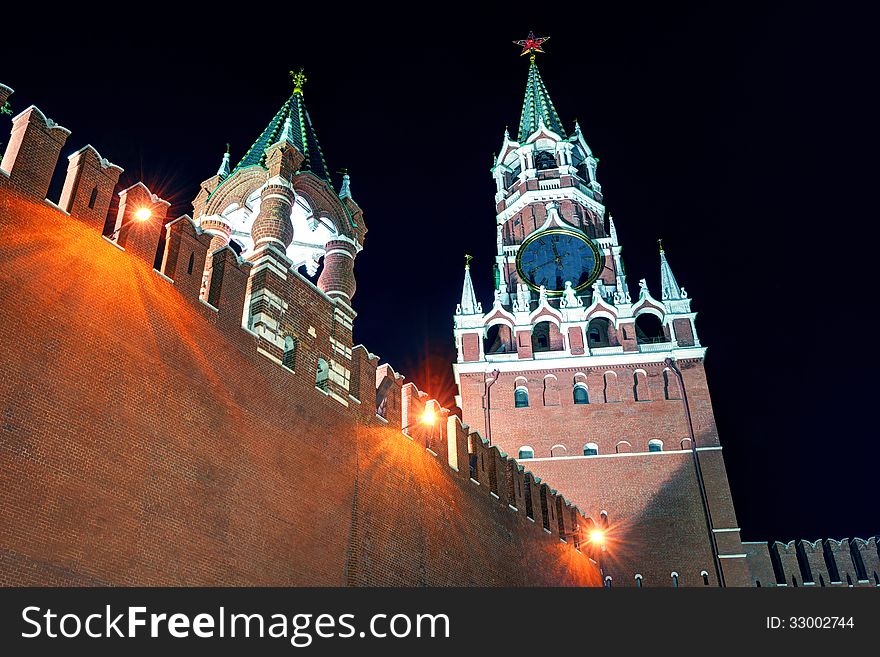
560, 280, 583, 308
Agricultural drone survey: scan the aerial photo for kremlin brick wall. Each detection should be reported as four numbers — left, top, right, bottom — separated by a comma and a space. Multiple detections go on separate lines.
0, 86, 598, 587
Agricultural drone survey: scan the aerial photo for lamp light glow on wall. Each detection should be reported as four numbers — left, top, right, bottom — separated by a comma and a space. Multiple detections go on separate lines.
422, 406, 436, 426
134, 207, 152, 221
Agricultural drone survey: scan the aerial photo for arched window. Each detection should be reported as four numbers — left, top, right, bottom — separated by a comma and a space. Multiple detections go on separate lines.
187, 252, 195, 275
648, 439, 664, 453
573, 384, 589, 405
515, 387, 529, 408
603, 576, 612, 588
316, 357, 330, 390
518, 447, 534, 460
550, 444, 567, 457
635, 313, 665, 344
846, 573, 853, 586
282, 336, 297, 370
633, 369, 651, 401
543, 375, 560, 406
88, 186, 98, 209
586, 317, 611, 348
603, 371, 619, 403
819, 575, 826, 587
583, 442, 599, 456
671, 572, 679, 588
663, 368, 681, 400
484, 324, 513, 355
701, 571, 710, 586
534, 150, 556, 170
755, 580, 762, 587
635, 574, 643, 588
791, 575, 798, 587
532, 321, 551, 353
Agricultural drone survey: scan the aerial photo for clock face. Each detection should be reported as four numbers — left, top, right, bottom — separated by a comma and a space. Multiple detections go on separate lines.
515, 227, 602, 295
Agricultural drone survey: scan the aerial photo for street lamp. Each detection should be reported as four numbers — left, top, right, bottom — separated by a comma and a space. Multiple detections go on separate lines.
402, 405, 437, 449
108, 207, 153, 239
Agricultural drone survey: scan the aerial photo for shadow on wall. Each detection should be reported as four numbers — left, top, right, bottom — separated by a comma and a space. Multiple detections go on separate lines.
599, 458, 717, 588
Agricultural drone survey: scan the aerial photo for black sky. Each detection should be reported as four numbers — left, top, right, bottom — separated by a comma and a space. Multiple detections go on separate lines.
3, 2, 877, 542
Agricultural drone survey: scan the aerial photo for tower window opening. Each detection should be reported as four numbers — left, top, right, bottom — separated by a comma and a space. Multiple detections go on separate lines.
573, 384, 589, 405
671, 572, 679, 588
515, 387, 529, 408
701, 571, 710, 586
635, 574, 643, 588
88, 186, 98, 209
604, 576, 612, 588
534, 150, 556, 170
518, 446, 534, 460
583, 442, 598, 456
586, 318, 611, 348
485, 324, 513, 355
635, 313, 665, 344
282, 336, 297, 370
819, 575, 826, 587
532, 321, 551, 353
316, 357, 330, 391
755, 580, 761, 587
186, 252, 194, 275
648, 439, 663, 453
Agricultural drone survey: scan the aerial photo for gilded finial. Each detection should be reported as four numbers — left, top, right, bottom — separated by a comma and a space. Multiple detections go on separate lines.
465, 254, 473, 268
290, 68, 307, 95
658, 238, 664, 254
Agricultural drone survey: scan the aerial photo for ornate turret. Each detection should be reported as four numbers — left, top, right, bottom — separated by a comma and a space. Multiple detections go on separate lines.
658, 239, 685, 301
456, 255, 482, 316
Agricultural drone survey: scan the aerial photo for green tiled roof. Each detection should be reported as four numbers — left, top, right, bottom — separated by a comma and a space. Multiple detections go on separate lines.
235, 91, 330, 181
518, 58, 566, 142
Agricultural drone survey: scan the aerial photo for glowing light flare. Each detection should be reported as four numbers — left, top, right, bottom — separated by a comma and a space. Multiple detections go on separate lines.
422, 406, 436, 426
134, 208, 152, 222
589, 529, 606, 546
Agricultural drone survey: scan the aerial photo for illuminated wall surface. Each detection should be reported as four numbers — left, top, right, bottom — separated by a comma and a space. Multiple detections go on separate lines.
0, 77, 876, 588
0, 85, 598, 587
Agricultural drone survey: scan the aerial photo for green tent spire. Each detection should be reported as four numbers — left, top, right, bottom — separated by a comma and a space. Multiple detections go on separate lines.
234, 69, 331, 181
517, 56, 566, 143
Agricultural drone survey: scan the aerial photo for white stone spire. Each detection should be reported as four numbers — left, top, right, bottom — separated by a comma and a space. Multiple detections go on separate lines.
608, 214, 619, 246
659, 240, 685, 300
217, 144, 231, 178
456, 255, 482, 315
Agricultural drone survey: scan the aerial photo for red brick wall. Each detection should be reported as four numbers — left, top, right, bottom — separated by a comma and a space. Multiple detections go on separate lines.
0, 185, 598, 587
458, 359, 749, 586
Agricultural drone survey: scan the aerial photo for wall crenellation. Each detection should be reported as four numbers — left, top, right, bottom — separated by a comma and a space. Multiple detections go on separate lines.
0, 83, 604, 585
743, 537, 880, 588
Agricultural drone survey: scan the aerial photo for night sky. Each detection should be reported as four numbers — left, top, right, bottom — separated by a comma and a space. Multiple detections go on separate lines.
4, 3, 876, 542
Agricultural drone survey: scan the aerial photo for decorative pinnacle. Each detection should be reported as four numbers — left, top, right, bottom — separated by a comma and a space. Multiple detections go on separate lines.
464, 254, 473, 269
658, 238, 664, 254
514, 32, 550, 61
290, 68, 307, 95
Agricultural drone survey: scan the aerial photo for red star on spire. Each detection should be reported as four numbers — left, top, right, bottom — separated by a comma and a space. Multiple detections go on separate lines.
514, 32, 550, 57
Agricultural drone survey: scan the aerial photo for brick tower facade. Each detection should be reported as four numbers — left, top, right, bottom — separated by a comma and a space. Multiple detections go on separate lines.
453, 47, 751, 586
